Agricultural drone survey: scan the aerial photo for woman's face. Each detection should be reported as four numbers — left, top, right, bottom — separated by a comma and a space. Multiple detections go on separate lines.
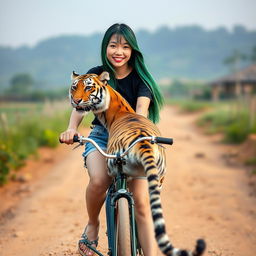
106, 34, 132, 70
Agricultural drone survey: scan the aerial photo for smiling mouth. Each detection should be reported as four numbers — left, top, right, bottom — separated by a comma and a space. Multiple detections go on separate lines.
113, 57, 124, 63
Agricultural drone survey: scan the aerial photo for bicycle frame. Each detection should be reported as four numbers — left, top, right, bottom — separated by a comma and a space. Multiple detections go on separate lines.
105, 154, 139, 256
68, 135, 173, 256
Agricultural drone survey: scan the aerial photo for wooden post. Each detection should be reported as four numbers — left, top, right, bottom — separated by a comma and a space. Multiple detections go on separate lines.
250, 96, 256, 129
235, 81, 242, 96
212, 85, 220, 101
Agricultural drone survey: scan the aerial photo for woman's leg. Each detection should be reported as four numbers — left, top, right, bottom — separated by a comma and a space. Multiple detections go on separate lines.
129, 179, 158, 256
79, 150, 112, 256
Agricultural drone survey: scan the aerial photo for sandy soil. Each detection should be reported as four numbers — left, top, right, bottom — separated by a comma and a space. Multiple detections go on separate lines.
0, 106, 256, 256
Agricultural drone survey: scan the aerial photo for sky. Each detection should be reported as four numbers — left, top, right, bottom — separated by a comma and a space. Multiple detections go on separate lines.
0, 0, 256, 48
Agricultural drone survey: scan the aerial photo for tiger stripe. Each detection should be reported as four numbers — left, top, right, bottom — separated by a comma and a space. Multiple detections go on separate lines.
70, 71, 206, 256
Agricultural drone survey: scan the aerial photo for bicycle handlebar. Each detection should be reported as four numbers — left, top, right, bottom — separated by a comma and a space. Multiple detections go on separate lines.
154, 137, 173, 145
73, 135, 173, 145
68, 135, 173, 159
73, 135, 81, 143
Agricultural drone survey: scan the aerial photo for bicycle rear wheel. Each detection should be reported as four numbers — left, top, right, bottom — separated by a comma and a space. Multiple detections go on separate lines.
116, 197, 132, 256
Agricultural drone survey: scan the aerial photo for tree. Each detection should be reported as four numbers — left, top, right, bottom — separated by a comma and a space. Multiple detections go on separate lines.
9, 73, 34, 94
250, 46, 256, 63
223, 49, 247, 72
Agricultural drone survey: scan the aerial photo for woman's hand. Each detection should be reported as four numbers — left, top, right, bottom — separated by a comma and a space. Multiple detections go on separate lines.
59, 128, 80, 144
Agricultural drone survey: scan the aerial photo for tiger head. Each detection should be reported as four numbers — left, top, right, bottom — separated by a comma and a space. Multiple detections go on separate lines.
70, 71, 110, 113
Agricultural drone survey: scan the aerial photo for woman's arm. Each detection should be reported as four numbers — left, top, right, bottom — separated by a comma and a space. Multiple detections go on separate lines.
60, 108, 86, 144
136, 96, 150, 118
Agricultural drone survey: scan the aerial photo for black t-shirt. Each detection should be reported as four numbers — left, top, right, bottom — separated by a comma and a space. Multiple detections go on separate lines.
86, 66, 152, 126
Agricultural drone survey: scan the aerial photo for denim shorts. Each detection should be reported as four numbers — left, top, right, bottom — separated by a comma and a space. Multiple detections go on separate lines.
82, 125, 109, 164
82, 125, 146, 180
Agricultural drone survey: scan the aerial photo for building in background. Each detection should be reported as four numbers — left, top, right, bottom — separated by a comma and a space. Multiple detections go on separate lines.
209, 64, 256, 100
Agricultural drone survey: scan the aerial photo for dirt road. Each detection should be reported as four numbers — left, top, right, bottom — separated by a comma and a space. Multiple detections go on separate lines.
0, 106, 256, 256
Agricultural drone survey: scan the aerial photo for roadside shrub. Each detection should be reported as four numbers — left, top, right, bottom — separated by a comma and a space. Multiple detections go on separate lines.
245, 158, 256, 166
180, 101, 212, 112
167, 99, 213, 113
0, 102, 74, 185
41, 129, 59, 148
198, 104, 254, 143
224, 122, 249, 143
0, 149, 11, 185
197, 109, 234, 134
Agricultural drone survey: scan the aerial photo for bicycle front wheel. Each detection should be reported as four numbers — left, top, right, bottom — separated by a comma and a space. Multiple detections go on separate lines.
116, 197, 132, 256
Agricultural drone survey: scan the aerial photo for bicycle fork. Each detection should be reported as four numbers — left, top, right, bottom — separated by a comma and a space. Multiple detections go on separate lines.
106, 187, 137, 256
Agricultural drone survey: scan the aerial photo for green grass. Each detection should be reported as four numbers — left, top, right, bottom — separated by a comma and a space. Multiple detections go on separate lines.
245, 158, 256, 166
197, 109, 235, 133
166, 99, 215, 113
0, 101, 91, 185
167, 98, 256, 144
197, 102, 255, 144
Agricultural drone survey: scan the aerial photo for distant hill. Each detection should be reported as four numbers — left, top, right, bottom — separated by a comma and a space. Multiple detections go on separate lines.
0, 25, 256, 90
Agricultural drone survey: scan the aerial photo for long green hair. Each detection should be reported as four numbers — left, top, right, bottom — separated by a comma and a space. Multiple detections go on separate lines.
101, 23, 164, 123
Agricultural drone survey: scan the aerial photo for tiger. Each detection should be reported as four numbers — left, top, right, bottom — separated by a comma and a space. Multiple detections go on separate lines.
69, 71, 206, 256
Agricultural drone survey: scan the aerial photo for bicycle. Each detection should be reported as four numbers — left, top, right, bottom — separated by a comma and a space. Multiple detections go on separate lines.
70, 134, 173, 256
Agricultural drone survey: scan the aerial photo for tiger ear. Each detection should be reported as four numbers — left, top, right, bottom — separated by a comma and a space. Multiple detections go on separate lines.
99, 71, 110, 85
71, 71, 79, 80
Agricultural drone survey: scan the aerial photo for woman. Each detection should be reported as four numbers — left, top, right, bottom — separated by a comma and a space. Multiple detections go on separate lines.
60, 23, 164, 256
